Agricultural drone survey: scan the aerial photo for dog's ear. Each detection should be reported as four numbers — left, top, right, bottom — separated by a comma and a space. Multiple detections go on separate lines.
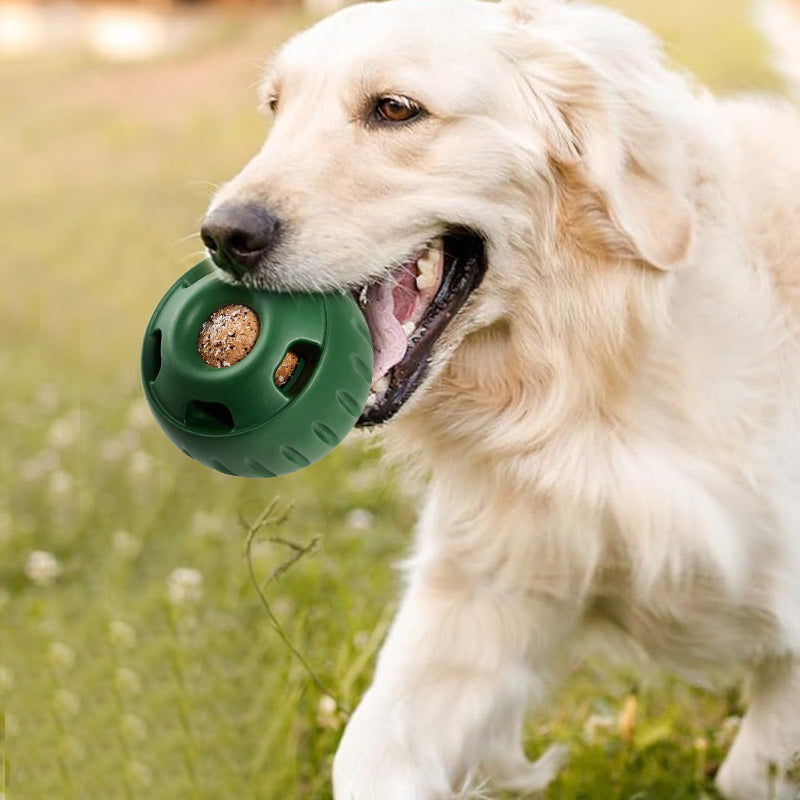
553, 86, 694, 271
505, 2, 694, 270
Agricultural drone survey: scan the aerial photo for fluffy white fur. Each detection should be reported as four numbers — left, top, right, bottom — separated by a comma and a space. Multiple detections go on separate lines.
207, 1, 800, 797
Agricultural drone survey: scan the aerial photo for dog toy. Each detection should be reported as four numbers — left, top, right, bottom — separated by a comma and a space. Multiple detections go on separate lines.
141, 260, 373, 477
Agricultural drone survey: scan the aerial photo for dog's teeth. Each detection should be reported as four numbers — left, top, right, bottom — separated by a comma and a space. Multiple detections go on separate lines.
416, 250, 437, 290
415, 238, 444, 290
402, 322, 415, 337
373, 376, 390, 396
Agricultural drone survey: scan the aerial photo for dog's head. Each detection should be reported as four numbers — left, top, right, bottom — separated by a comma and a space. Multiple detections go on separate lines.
201, 0, 696, 428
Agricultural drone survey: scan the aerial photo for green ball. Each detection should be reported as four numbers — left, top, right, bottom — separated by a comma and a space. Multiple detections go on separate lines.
141, 260, 373, 478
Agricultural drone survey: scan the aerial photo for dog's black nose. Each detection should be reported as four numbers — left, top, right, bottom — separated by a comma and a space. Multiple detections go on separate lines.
200, 203, 281, 277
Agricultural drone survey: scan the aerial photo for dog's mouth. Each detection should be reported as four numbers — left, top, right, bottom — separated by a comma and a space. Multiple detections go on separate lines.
354, 229, 486, 427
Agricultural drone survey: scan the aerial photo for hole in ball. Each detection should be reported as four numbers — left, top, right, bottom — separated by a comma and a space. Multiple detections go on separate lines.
275, 350, 300, 387
184, 400, 235, 432
275, 341, 321, 396
143, 329, 163, 382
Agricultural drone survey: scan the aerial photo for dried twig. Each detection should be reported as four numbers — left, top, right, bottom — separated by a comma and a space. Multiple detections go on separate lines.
242, 499, 344, 708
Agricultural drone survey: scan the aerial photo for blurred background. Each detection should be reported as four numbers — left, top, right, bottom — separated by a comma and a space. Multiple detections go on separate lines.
0, 1, 789, 798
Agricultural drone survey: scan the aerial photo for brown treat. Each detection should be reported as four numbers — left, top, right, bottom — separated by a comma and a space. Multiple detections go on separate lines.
275, 351, 300, 387
197, 304, 260, 368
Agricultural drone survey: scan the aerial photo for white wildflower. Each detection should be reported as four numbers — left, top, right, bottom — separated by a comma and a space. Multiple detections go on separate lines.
48, 642, 76, 671
47, 409, 81, 450
129, 450, 154, 478
318, 695, 337, 714
25, 550, 62, 586
54, 689, 81, 716
345, 508, 374, 531
192, 510, 226, 538
127, 398, 153, 430
121, 713, 148, 742
109, 620, 137, 649
21, 450, 59, 482
101, 431, 139, 462
48, 470, 74, 499
115, 667, 142, 695
271, 596, 294, 616
101, 438, 124, 461
167, 567, 203, 606
112, 529, 141, 560
316, 694, 341, 730
582, 712, 617, 744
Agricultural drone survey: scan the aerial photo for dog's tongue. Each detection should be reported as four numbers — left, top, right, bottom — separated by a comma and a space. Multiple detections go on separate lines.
362, 280, 409, 385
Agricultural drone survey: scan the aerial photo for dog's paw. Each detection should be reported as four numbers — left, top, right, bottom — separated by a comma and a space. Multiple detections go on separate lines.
333, 729, 451, 800
490, 744, 570, 794
716, 754, 799, 800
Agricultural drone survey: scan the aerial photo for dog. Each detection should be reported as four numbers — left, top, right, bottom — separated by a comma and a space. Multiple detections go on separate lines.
200, 0, 800, 797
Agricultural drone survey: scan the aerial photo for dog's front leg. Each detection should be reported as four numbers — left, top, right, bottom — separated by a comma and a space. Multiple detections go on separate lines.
332, 543, 572, 799
716, 657, 800, 800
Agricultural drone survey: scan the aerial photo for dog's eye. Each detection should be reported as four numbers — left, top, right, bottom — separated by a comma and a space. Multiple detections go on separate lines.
372, 95, 424, 125
267, 95, 279, 114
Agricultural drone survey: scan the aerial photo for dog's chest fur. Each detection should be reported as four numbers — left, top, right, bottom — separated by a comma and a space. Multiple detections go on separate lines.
392, 317, 800, 674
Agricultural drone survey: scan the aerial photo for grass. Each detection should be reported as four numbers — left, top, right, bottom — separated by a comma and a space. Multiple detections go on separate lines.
0, 2, 785, 798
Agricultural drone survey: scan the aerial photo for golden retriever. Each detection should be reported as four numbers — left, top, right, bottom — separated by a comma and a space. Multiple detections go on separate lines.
200, 0, 800, 797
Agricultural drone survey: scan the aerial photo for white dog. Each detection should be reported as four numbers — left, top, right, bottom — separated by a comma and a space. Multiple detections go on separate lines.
200, 1, 800, 797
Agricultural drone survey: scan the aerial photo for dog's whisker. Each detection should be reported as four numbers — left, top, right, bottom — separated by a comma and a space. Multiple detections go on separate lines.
171, 231, 203, 248
176, 249, 209, 269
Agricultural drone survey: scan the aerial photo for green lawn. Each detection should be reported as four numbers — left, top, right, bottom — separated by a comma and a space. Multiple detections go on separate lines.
0, 2, 784, 798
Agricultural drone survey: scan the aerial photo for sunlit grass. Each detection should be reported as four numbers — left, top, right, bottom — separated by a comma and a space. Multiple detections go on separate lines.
0, 2, 783, 798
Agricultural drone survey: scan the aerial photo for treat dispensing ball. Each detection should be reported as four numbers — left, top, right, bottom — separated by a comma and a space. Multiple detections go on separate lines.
141, 260, 373, 478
